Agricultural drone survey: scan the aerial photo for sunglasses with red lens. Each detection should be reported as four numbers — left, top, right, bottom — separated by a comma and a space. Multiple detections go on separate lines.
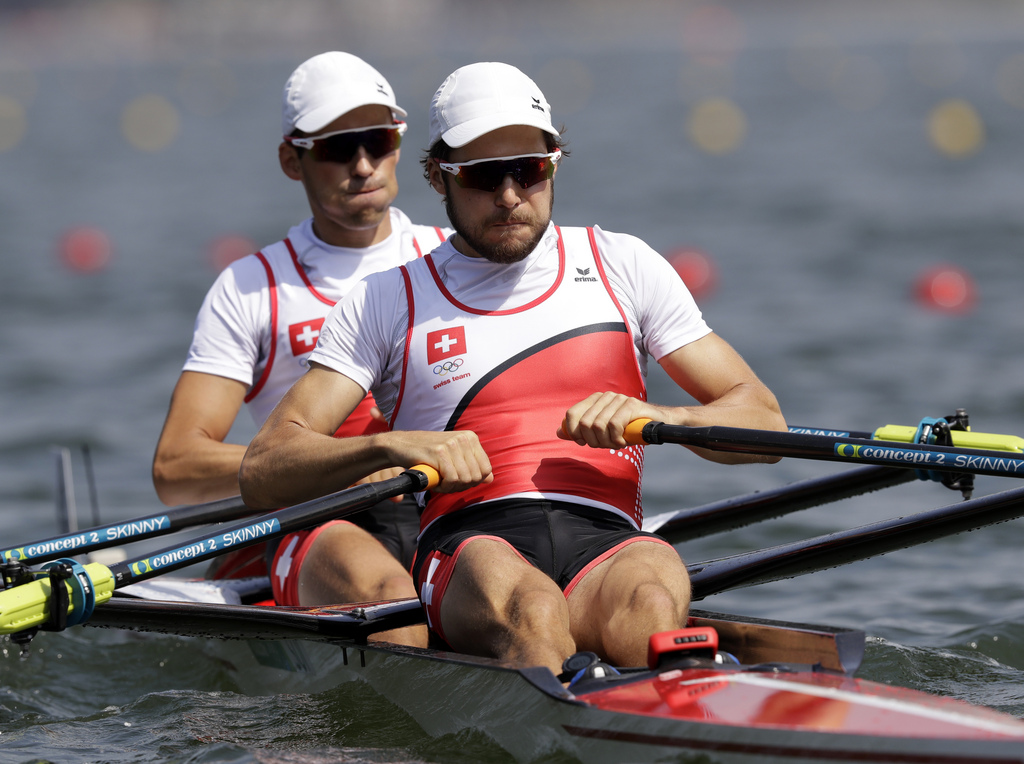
285, 123, 407, 163
438, 150, 561, 192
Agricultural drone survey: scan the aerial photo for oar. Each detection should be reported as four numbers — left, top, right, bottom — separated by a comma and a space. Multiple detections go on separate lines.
1, 494, 259, 565
624, 420, 1024, 478
0, 466, 439, 636
788, 424, 1024, 453
645, 465, 916, 543
687, 482, 1024, 599
90, 485, 1024, 645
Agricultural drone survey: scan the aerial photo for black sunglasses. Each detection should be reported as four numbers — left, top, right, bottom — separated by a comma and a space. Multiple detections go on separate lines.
438, 150, 561, 192
285, 123, 407, 163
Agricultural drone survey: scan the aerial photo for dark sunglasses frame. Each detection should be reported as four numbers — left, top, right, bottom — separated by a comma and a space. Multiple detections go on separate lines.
438, 150, 561, 192
284, 122, 407, 163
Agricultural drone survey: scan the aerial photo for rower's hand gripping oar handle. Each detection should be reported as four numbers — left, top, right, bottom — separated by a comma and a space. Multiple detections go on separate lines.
407, 464, 440, 491
0, 465, 439, 637
624, 418, 657, 445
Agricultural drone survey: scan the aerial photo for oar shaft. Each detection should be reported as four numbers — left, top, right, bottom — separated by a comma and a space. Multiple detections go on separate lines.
648, 466, 916, 544
627, 421, 1024, 479
790, 424, 1024, 453
0, 466, 438, 635
107, 467, 438, 588
688, 483, 1024, 599
1, 495, 254, 565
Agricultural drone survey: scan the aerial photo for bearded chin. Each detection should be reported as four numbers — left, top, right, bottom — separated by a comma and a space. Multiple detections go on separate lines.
443, 185, 553, 264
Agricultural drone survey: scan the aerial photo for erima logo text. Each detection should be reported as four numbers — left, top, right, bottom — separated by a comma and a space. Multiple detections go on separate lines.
575, 267, 597, 283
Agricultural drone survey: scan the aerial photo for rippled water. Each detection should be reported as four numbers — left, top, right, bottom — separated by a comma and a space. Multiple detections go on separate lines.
3, 3, 1024, 762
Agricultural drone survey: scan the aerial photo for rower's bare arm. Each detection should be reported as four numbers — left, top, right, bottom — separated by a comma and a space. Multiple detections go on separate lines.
152, 371, 249, 506
558, 333, 785, 464
239, 364, 493, 509
658, 333, 785, 463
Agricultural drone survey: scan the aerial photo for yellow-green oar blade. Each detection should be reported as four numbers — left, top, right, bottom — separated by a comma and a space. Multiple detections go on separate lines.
872, 425, 1024, 453
0, 562, 115, 635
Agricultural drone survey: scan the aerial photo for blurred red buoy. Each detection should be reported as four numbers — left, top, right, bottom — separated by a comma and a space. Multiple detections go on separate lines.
667, 248, 717, 299
914, 264, 976, 313
209, 234, 257, 271
58, 226, 112, 273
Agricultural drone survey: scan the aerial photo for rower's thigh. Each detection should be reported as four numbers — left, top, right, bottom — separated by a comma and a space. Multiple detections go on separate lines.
439, 538, 569, 652
566, 540, 690, 639
298, 522, 415, 605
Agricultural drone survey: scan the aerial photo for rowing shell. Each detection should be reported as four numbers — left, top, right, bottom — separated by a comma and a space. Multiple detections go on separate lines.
89, 582, 1024, 764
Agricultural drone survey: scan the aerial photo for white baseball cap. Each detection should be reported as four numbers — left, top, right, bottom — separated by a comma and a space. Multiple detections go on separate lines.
428, 62, 559, 149
282, 51, 407, 136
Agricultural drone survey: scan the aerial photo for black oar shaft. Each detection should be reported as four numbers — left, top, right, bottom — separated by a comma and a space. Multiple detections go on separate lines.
640, 422, 1024, 478
688, 483, 1024, 599
652, 466, 916, 544
106, 469, 432, 588
2, 495, 252, 565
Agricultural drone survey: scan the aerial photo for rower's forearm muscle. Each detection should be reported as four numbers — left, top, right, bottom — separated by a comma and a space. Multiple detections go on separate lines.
153, 439, 246, 505
660, 382, 786, 464
240, 423, 394, 509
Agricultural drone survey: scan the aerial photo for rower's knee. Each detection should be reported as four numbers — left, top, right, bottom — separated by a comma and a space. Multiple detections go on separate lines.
377, 572, 418, 602
501, 587, 575, 663
627, 581, 688, 627
507, 586, 569, 635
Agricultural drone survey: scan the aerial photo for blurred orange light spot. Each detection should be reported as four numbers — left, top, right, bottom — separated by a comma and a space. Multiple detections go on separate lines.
687, 97, 746, 155
209, 234, 257, 271
58, 227, 112, 273
121, 94, 180, 152
0, 95, 27, 152
667, 248, 717, 299
914, 265, 976, 313
927, 99, 984, 158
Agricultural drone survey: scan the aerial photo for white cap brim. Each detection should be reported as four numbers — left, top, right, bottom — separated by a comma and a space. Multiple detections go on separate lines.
441, 111, 558, 148
294, 98, 407, 134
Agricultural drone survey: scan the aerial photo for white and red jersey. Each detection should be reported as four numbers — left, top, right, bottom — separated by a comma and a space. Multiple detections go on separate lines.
310, 223, 712, 530
393, 226, 648, 528
184, 209, 449, 429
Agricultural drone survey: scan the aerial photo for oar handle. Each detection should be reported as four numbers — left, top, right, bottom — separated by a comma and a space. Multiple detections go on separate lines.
624, 418, 654, 445
409, 464, 440, 489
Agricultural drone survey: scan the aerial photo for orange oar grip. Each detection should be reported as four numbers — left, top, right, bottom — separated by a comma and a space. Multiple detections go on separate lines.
409, 464, 440, 489
624, 419, 653, 445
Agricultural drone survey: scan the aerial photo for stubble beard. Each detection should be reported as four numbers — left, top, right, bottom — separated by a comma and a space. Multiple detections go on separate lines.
443, 182, 554, 265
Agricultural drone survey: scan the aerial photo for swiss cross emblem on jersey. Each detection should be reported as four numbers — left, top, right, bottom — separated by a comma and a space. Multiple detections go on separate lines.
426, 326, 467, 364
289, 318, 325, 356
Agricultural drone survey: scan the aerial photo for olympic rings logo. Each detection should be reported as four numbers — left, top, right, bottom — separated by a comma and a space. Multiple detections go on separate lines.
433, 358, 464, 376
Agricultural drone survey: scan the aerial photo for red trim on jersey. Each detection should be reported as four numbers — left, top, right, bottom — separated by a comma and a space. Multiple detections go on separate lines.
587, 227, 646, 387
390, 265, 417, 430
417, 534, 526, 645
285, 238, 335, 307
271, 520, 355, 605
412, 228, 445, 258
244, 251, 278, 402
563, 537, 674, 598
423, 228, 566, 316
